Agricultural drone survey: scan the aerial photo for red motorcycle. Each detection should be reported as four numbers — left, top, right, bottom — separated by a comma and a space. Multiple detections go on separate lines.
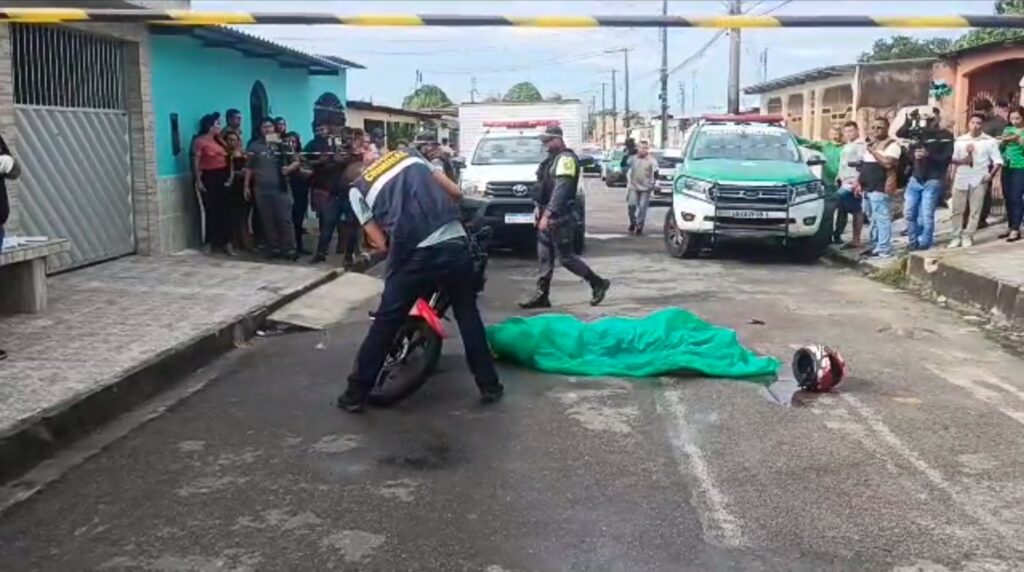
368, 225, 491, 406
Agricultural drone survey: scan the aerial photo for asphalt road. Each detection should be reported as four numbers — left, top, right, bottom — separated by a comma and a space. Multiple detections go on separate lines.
3, 179, 1024, 571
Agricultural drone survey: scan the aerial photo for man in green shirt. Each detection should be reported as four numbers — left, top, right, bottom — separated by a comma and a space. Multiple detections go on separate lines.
798, 126, 843, 193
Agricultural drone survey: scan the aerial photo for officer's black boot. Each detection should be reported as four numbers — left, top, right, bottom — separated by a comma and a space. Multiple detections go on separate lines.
589, 277, 611, 307
336, 377, 371, 413
518, 289, 551, 309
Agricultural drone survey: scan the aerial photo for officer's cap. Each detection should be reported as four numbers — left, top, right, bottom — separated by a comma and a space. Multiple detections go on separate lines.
539, 125, 564, 141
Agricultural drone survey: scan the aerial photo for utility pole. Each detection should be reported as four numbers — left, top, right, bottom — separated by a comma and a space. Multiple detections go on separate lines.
659, 0, 669, 148
470, 76, 478, 103
590, 95, 596, 140
679, 81, 686, 117
727, 0, 741, 114
691, 70, 697, 116
611, 69, 618, 147
601, 82, 607, 147
759, 48, 768, 82
606, 47, 632, 134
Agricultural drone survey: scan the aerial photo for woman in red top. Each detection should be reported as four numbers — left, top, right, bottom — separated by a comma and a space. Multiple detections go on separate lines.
193, 112, 235, 255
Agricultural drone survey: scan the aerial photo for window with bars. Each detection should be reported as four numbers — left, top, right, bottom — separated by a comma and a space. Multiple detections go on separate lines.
11, 24, 125, 111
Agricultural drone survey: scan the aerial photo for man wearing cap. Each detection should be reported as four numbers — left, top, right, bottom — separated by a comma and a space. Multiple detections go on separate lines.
520, 126, 611, 309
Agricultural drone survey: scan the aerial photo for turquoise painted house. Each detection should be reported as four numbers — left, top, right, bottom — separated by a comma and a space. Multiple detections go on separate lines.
149, 26, 361, 252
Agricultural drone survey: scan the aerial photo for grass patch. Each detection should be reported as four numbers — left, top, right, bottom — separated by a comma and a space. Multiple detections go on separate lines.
869, 255, 909, 288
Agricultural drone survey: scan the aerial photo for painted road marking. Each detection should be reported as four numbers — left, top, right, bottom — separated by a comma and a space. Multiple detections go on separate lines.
842, 394, 1021, 547
657, 389, 744, 548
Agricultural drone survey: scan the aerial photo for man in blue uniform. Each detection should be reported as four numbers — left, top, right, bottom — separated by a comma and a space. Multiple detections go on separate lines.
339, 149, 503, 412
520, 126, 610, 309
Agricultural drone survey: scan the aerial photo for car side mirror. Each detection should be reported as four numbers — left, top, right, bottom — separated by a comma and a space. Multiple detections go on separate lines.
806, 156, 826, 167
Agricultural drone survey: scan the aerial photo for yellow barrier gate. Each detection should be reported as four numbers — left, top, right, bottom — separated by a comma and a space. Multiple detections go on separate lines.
1, 9, 1023, 29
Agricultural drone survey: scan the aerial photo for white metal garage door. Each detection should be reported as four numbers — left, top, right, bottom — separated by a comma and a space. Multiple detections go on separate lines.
11, 24, 134, 271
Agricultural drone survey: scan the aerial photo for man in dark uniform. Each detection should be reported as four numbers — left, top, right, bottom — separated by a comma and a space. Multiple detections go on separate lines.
520, 126, 610, 309
338, 149, 504, 413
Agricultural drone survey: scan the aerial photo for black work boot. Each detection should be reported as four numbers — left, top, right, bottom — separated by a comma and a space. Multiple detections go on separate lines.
518, 290, 552, 309
590, 278, 611, 307
336, 382, 370, 413
478, 380, 505, 404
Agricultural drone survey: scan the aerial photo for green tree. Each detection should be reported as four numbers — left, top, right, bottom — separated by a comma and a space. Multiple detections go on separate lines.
857, 35, 953, 63
503, 82, 543, 102
953, 0, 1024, 50
402, 84, 453, 110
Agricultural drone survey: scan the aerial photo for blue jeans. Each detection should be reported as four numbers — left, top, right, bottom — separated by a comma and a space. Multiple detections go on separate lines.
1006, 167, 1024, 231
866, 191, 892, 255
316, 195, 357, 259
904, 177, 940, 250
0, 224, 5, 250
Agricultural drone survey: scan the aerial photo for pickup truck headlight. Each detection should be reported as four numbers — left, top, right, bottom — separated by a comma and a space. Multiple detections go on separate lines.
460, 179, 482, 196
676, 176, 714, 201
791, 180, 824, 203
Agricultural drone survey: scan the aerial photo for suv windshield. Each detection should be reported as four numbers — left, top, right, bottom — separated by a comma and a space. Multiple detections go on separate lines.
690, 127, 800, 162
472, 136, 547, 165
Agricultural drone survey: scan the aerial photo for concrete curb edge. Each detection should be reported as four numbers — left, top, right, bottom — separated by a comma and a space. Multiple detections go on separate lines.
0, 268, 341, 484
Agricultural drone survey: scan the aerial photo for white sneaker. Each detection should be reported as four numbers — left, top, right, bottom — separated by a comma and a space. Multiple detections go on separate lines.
963, 236, 974, 248
947, 237, 962, 249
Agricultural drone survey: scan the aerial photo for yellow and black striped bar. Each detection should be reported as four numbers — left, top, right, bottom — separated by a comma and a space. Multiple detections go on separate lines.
1, 9, 1023, 29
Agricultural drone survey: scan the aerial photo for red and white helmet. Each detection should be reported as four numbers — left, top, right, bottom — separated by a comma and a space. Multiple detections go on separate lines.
792, 345, 847, 392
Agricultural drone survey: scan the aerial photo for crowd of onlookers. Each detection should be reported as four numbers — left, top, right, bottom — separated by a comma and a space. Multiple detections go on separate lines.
803, 97, 1024, 259
190, 109, 457, 266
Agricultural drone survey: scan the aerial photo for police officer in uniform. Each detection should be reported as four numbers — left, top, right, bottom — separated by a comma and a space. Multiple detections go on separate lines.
520, 126, 611, 309
339, 148, 504, 413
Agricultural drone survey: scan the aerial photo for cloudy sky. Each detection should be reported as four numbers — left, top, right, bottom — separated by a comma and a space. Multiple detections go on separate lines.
194, 0, 994, 114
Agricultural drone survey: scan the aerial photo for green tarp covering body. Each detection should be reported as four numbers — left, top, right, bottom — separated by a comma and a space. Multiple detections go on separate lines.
486, 308, 779, 379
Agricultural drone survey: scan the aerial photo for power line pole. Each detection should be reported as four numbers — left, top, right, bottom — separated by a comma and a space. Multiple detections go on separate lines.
601, 82, 607, 147
590, 95, 596, 140
611, 69, 618, 146
606, 47, 632, 134
659, 0, 669, 148
759, 48, 768, 82
727, 0, 741, 114
470, 76, 478, 103
691, 70, 697, 115
679, 81, 685, 117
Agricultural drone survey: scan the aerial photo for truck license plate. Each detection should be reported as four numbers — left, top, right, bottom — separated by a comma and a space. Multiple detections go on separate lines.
504, 212, 535, 225
718, 209, 771, 219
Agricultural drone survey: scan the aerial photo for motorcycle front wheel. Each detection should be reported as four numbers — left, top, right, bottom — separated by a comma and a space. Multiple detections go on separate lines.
368, 319, 443, 407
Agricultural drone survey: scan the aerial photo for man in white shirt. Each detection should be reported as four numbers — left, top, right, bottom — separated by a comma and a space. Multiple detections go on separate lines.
949, 112, 1004, 248
859, 117, 902, 259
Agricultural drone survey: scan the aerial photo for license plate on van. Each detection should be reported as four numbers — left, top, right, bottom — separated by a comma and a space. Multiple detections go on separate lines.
504, 213, 535, 225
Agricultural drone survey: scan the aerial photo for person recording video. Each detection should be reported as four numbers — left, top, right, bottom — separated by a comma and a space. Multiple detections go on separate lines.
896, 108, 953, 250
245, 117, 302, 260
307, 123, 363, 265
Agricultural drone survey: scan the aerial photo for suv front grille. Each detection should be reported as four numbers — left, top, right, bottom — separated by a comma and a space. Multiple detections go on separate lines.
713, 185, 790, 208
485, 181, 535, 198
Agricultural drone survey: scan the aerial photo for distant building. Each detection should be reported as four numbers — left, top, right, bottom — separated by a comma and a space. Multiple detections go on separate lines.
345, 101, 451, 151
743, 58, 935, 139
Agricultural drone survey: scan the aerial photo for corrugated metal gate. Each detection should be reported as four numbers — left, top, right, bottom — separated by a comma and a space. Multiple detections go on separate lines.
11, 25, 134, 271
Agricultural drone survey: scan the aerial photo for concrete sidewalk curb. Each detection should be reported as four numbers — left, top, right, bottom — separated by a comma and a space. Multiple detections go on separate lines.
907, 253, 1024, 329
0, 268, 342, 484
